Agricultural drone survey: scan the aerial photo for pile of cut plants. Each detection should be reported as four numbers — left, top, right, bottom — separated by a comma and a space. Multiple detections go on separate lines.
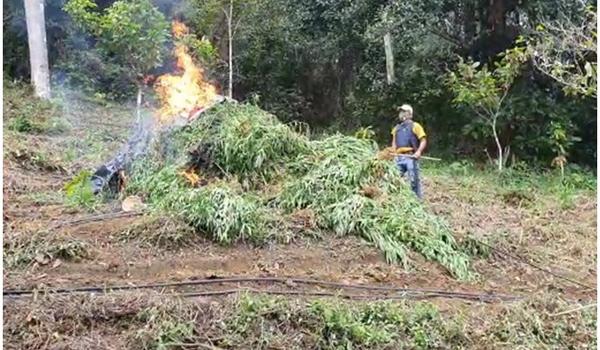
125, 102, 471, 280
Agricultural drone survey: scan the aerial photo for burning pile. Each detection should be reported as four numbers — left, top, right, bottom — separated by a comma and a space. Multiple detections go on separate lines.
127, 103, 471, 280
89, 21, 222, 194
91, 21, 471, 280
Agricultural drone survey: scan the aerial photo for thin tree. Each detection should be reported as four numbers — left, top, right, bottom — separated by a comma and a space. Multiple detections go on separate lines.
447, 43, 528, 171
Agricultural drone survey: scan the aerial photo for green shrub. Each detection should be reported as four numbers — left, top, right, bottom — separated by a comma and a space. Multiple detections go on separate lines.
64, 170, 101, 210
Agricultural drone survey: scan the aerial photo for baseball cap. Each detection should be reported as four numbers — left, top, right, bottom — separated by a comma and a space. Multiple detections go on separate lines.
398, 104, 413, 114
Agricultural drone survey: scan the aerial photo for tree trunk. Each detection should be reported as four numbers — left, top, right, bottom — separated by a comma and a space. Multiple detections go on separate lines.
24, 0, 50, 99
384, 32, 395, 84
492, 117, 503, 171
382, 10, 394, 85
136, 84, 143, 123
227, 0, 233, 99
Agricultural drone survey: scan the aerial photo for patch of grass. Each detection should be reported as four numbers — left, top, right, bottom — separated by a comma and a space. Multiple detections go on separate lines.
460, 234, 493, 258
479, 297, 597, 349
5, 138, 66, 172
3, 80, 70, 135
133, 301, 197, 349
3, 231, 91, 269
307, 298, 452, 349
423, 160, 596, 209
61, 146, 78, 165
117, 214, 197, 249
23, 191, 65, 206
3, 292, 200, 350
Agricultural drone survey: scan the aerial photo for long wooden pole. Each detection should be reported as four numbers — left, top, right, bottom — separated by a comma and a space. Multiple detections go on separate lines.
24, 0, 51, 99
227, 0, 233, 99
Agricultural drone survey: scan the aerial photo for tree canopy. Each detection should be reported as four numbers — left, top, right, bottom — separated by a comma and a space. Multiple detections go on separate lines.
3, 0, 596, 168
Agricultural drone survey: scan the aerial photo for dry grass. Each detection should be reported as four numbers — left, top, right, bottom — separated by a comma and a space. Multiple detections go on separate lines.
4, 230, 92, 269
3, 292, 595, 350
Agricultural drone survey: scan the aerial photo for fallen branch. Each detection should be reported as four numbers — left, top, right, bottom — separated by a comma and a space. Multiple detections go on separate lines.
549, 303, 596, 317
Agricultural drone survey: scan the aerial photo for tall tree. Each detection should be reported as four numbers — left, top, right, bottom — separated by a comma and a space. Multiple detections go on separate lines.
195, 0, 258, 99
24, 0, 50, 99
382, 6, 395, 85
225, 0, 233, 98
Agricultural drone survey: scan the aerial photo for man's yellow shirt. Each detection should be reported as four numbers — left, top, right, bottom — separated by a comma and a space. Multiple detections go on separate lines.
391, 122, 427, 154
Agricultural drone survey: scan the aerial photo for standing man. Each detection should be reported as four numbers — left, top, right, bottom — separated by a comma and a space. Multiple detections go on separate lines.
391, 104, 427, 199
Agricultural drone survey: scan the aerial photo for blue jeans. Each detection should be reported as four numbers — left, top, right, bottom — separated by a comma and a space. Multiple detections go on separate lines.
395, 156, 422, 199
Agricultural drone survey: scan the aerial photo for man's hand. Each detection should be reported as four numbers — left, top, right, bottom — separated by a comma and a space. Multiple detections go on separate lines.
413, 138, 427, 160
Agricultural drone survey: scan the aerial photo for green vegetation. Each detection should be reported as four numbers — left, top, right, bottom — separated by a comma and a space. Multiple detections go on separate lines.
5, 135, 66, 172
64, 0, 171, 101
63, 170, 102, 211
3, 3, 596, 349
3, 81, 70, 135
447, 42, 529, 171
424, 160, 596, 210
5, 0, 595, 167
128, 103, 471, 279
4, 292, 595, 349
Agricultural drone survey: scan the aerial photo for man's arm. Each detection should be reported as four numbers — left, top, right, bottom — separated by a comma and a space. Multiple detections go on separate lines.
413, 138, 427, 159
412, 123, 427, 159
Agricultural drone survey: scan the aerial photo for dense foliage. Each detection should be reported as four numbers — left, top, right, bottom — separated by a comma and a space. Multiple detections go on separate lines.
3, 0, 596, 167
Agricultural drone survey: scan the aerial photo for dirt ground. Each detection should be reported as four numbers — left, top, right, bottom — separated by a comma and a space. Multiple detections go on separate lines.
3, 95, 597, 339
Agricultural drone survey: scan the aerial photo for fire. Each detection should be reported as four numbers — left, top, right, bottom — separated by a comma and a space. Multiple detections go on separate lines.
154, 21, 217, 124
172, 20, 188, 38
180, 167, 201, 187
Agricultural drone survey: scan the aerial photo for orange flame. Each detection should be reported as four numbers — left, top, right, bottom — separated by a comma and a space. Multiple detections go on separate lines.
154, 21, 217, 124
180, 167, 201, 187
172, 20, 188, 38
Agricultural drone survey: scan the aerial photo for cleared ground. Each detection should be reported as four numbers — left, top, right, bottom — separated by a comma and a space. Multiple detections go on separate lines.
3, 86, 597, 349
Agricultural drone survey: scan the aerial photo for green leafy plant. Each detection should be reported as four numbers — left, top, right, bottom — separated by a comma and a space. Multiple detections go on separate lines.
64, 170, 101, 210
354, 126, 376, 140
548, 120, 581, 178
3, 81, 69, 134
